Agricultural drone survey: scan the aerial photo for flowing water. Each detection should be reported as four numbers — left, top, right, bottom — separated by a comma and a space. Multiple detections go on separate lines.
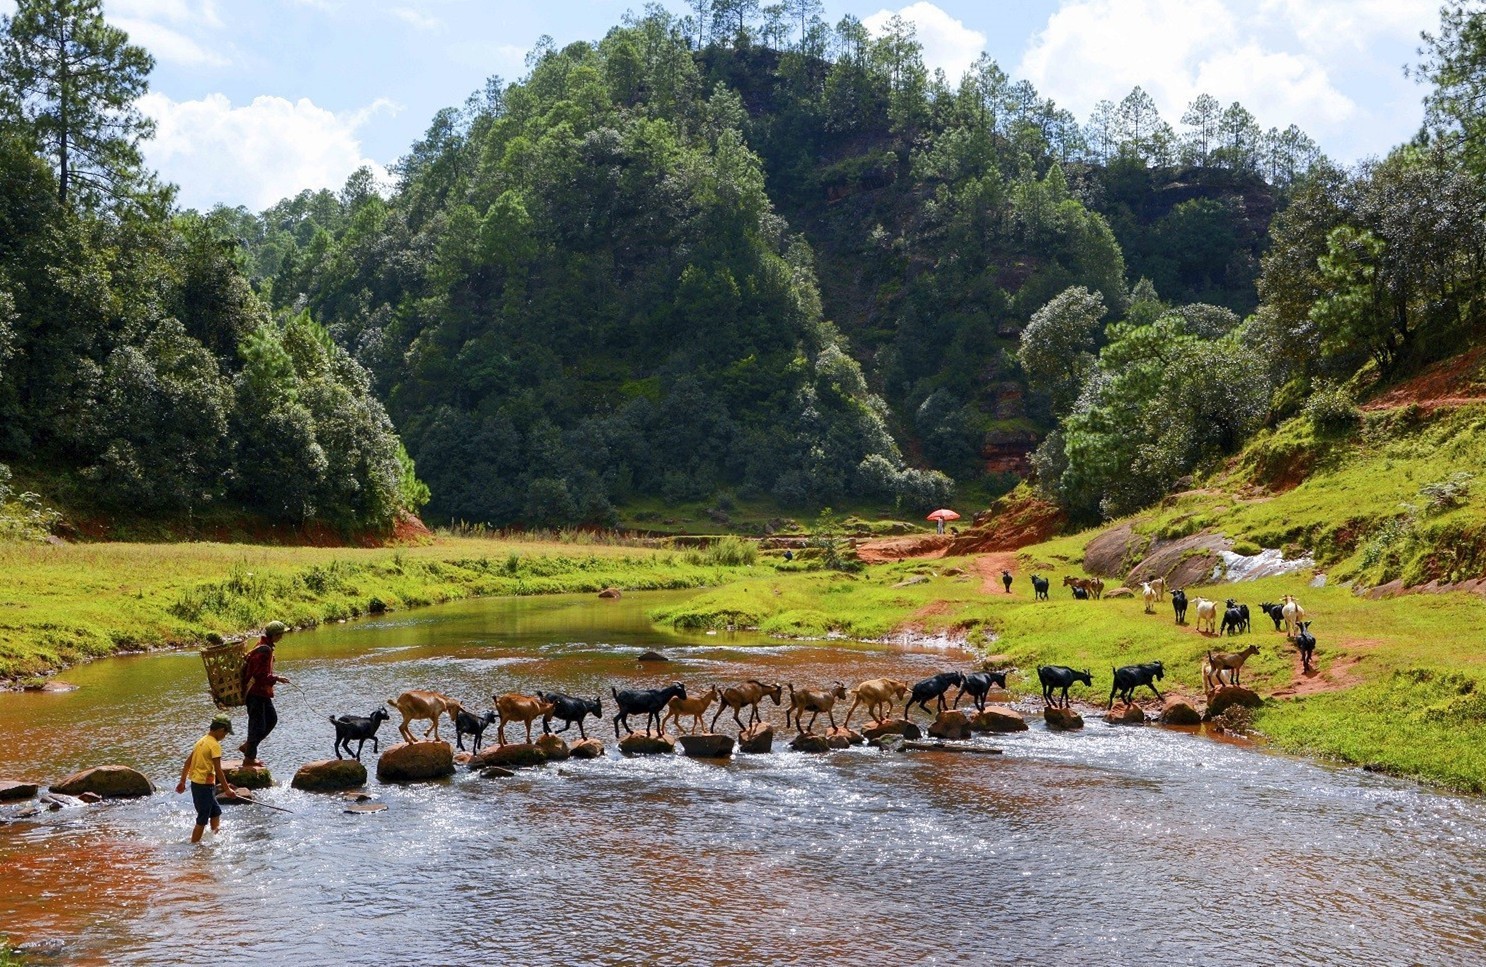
2, 591, 1485, 966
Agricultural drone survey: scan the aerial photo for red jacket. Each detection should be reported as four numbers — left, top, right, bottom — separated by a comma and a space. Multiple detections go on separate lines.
242, 639, 283, 699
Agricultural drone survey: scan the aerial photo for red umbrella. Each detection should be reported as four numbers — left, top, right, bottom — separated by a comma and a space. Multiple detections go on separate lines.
925, 509, 960, 522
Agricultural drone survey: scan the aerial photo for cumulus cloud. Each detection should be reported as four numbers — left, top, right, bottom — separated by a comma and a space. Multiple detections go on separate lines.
391, 6, 443, 31
114, 17, 229, 67
139, 92, 396, 210
864, 2, 986, 81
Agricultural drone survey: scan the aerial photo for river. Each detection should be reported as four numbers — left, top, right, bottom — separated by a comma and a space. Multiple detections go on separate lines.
1, 591, 1484, 966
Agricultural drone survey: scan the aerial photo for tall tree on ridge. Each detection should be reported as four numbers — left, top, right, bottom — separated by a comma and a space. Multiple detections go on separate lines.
0, 0, 155, 206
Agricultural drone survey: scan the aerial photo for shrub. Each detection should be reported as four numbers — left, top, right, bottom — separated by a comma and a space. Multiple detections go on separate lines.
1305, 381, 1360, 433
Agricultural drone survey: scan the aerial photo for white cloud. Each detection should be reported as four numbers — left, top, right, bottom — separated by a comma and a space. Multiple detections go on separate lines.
1017, 0, 1370, 143
392, 6, 443, 31
139, 92, 397, 210
110, 0, 223, 29
1259, 0, 1439, 55
864, 2, 986, 81
114, 17, 229, 67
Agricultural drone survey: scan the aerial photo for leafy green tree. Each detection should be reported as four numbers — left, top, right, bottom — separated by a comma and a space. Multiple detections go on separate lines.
1416, 3, 1486, 171
1018, 286, 1105, 416
1180, 93, 1222, 165
0, 0, 155, 206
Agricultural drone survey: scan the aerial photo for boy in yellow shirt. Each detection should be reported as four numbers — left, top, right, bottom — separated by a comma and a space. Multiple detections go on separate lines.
176, 714, 238, 843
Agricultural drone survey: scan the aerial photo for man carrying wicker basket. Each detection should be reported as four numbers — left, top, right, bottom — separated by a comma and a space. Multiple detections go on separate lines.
240, 620, 292, 768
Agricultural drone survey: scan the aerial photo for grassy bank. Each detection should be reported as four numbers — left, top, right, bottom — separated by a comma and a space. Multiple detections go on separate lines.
657, 555, 1486, 793
0, 536, 762, 680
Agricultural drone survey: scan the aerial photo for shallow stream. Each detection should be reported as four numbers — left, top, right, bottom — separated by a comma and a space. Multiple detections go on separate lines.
2, 591, 1484, 966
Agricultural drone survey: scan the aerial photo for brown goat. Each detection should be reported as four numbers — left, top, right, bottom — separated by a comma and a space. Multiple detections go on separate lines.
663, 685, 720, 735
494, 692, 556, 745
1204, 645, 1261, 691
387, 690, 462, 744
710, 680, 784, 731
785, 682, 848, 734
842, 678, 909, 726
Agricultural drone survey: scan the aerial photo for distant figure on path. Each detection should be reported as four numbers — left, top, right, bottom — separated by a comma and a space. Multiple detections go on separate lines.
1001, 570, 1013, 593
241, 620, 291, 768
936, 519, 945, 535
176, 714, 237, 843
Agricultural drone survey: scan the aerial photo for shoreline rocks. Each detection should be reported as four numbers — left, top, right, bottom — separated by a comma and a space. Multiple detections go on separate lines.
1043, 707, 1085, 731
928, 710, 973, 741
789, 733, 832, 753
862, 718, 923, 741
619, 732, 675, 756
376, 741, 455, 782
0, 780, 40, 801
222, 761, 273, 789
677, 733, 735, 758
1159, 701, 1203, 726
291, 759, 368, 792
568, 738, 605, 759
1106, 703, 1147, 725
1205, 686, 1262, 719
51, 766, 153, 799
737, 723, 774, 753
469, 743, 547, 769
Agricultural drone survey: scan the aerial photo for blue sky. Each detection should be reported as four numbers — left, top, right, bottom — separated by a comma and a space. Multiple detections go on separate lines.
3, 1, 1445, 209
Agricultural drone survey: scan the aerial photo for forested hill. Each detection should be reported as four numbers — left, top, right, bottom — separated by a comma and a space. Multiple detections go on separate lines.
240, 8, 1314, 528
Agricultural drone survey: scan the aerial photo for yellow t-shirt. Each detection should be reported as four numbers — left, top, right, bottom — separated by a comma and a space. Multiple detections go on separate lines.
187, 734, 223, 785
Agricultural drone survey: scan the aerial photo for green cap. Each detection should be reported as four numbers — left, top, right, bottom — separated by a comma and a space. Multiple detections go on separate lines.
264, 620, 288, 638
210, 714, 234, 734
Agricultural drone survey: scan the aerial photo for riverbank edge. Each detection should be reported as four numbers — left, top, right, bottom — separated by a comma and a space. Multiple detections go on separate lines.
0, 538, 761, 685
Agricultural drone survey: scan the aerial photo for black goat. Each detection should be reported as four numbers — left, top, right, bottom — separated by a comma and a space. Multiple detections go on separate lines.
1225, 599, 1252, 633
611, 683, 686, 736
1030, 574, 1050, 600
1038, 665, 1093, 708
1072, 585, 1089, 600
538, 691, 603, 739
905, 671, 967, 718
1295, 621, 1317, 672
1221, 606, 1245, 636
1108, 661, 1165, 708
1001, 570, 1013, 593
953, 671, 1008, 711
330, 707, 390, 761
454, 707, 497, 752
1259, 602, 1285, 632
1172, 588, 1188, 624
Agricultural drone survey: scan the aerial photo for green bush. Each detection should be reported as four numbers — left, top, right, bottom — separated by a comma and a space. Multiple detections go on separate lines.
1305, 381, 1361, 433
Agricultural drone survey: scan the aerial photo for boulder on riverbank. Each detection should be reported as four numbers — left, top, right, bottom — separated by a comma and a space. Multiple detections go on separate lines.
0, 780, 39, 801
971, 706, 1029, 733
737, 723, 774, 753
826, 726, 864, 745
469, 743, 546, 769
1043, 708, 1084, 731
678, 733, 735, 758
1106, 703, 1147, 725
619, 732, 675, 756
1159, 701, 1203, 726
790, 733, 832, 753
291, 759, 368, 792
536, 734, 570, 761
51, 766, 153, 798
1205, 686, 1262, 719
377, 742, 455, 782
929, 710, 973, 740
862, 718, 922, 741
222, 761, 272, 789
568, 738, 605, 759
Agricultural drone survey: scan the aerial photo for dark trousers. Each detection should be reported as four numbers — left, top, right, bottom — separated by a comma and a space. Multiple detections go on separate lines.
244, 695, 278, 761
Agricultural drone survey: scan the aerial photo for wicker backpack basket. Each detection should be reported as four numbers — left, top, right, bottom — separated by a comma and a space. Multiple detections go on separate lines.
201, 640, 249, 708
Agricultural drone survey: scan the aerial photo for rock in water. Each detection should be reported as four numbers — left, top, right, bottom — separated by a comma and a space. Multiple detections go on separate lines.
790, 733, 832, 753
568, 738, 606, 759
929, 710, 973, 740
51, 766, 153, 799
345, 803, 387, 814
1159, 701, 1202, 726
376, 742, 456, 783
291, 759, 368, 792
737, 723, 774, 753
479, 766, 517, 779
1043, 708, 1085, 731
678, 733, 735, 758
535, 734, 571, 761
598, 587, 622, 599
971, 706, 1029, 733
0, 780, 39, 801
862, 718, 923, 741
618, 733, 675, 756
468, 743, 546, 770
222, 761, 273, 789
1205, 686, 1262, 719
826, 726, 864, 745
1106, 703, 1147, 725
636, 650, 668, 662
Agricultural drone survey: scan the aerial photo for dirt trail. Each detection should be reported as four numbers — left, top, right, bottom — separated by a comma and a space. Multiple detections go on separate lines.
855, 534, 952, 563
970, 552, 1020, 595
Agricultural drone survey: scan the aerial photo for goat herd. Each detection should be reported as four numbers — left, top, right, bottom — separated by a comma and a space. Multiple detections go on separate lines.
321, 577, 1318, 762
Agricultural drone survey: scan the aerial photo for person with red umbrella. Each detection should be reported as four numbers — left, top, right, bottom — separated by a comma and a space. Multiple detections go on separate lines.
926, 508, 960, 535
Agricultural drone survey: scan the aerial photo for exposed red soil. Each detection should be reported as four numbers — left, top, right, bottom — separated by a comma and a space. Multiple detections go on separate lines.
1362, 346, 1486, 412
1269, 640, 1375, 699
971, 552, 1020, 595
855, 534, 952, 563
954, 491, 1065, 554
